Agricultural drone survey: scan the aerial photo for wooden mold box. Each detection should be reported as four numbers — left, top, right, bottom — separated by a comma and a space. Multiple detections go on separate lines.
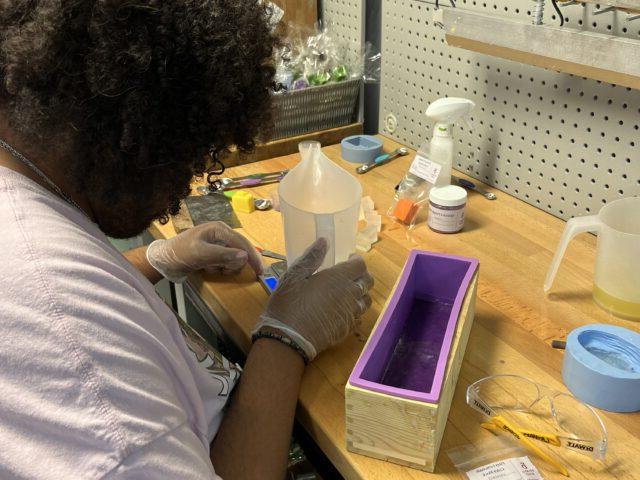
345, 251, 479, 472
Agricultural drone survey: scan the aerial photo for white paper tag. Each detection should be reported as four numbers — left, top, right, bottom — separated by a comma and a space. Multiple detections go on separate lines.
261, 1, 285, 31
409, 155, 442, 183
466, 456, 544, 480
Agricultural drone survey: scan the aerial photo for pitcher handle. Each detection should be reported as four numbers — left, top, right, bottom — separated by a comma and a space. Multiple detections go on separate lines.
544, 215, 602, 292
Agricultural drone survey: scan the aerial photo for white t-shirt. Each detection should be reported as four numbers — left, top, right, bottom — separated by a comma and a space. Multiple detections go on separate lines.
0, 167, 240, 479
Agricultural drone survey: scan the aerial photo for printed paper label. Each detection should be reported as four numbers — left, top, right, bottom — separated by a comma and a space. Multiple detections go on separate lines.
466, 456, 544, 480
428, 203, 465, 233
409, 155, 442, 183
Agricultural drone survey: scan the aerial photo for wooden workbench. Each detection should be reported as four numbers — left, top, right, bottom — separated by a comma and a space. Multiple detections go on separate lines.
150, 136, 640, 480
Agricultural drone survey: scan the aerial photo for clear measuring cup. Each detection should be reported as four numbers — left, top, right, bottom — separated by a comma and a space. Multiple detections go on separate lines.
279, 142, 362, 270
544, 197, 640, 320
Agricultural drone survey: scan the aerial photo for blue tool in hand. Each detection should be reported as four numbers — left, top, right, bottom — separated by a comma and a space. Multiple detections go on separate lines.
356, 147, 409, 174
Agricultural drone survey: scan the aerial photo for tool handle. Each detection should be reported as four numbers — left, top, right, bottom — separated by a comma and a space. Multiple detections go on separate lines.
230, 170, 287, 182
457, 178, 477, 190
224, 176, 285, 190
373, 153, 391, 165
238, 178, 263, 187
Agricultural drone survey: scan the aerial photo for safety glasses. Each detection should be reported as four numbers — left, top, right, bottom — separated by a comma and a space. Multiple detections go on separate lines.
466, 374, 608, 476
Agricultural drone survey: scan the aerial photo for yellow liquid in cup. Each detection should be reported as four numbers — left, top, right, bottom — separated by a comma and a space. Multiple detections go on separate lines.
593, 285, 640, 320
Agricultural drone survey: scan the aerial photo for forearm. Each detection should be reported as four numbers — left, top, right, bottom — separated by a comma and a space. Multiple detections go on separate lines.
210, 338, 305, 480
123, 246, 163, 284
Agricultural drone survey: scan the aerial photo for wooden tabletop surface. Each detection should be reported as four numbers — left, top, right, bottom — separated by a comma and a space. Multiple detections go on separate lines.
149, 136, 640, 480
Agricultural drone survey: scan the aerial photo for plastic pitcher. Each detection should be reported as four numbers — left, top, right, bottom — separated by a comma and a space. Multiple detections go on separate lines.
279, 142, 362, 270
544, 197, 640, 320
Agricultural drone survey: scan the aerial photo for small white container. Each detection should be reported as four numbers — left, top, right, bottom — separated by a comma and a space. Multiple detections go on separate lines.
428, 185, 467, 234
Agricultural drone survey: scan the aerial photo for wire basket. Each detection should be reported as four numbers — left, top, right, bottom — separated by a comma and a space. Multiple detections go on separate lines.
267, 79, 361, 141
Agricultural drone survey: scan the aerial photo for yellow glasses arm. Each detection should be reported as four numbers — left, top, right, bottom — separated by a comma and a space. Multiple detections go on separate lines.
484, 416, 569, 477
517, 428, 562, 447
482, 422, 562, 447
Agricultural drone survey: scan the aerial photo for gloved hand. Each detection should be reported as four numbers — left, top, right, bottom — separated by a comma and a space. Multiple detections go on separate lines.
146, 222, 263, 283
252, 238, 373, 361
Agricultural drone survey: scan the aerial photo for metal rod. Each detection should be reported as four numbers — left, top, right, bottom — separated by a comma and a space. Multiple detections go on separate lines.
593, 5, 616, 15
532, 0, 545, 25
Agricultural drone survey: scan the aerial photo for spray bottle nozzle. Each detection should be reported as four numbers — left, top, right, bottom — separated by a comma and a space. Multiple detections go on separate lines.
425, 97, 476, 134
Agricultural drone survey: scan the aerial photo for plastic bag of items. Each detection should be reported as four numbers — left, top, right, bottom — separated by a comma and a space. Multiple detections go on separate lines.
273, 22, 381, 93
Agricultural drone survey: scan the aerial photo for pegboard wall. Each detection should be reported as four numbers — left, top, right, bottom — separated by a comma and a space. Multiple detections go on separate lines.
321, 0, 365, 47
379, 0, 640, 219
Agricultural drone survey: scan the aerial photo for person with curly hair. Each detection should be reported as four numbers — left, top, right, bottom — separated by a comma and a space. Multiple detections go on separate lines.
0, 2, 373, 479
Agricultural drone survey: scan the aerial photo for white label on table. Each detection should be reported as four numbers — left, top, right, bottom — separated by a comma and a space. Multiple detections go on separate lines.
466, 456, 544, 480
409, 155, 441, 183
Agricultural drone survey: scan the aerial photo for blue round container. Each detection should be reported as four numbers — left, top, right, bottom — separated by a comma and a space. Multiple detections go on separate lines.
341, 135, 384, 164
563, 324, 640, 412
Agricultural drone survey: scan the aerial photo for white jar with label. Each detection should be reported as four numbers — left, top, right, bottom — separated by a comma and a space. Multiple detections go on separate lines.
428, 185, 467, 233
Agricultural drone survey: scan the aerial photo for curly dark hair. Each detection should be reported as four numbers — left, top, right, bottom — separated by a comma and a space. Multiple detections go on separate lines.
0, 0, 278, 237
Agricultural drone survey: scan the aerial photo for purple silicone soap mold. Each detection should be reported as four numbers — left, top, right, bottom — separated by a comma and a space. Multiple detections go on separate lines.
349, 250, 479, 403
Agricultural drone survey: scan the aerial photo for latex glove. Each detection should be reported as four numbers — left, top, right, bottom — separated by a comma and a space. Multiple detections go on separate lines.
146, 222, 263, 283
253, 238, 373, 361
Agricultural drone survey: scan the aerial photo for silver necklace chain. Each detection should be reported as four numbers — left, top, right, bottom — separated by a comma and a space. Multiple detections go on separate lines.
0, 138, 89, 218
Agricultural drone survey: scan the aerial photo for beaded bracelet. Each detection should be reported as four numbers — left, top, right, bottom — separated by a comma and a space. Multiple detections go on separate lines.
251, 330, 310, 365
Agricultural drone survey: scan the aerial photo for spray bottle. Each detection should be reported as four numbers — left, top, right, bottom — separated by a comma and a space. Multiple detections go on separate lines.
390, 97, 475, 227
423, 97, 475, 186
